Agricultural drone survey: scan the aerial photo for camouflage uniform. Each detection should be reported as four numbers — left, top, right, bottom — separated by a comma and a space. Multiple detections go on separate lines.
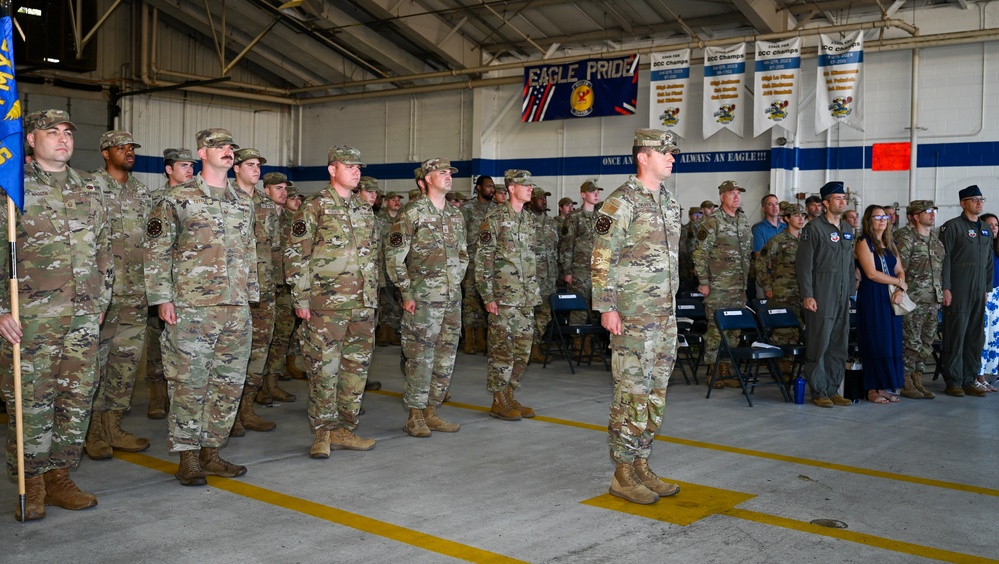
559, 207, 599, 324
896, 216, 944, 376
267, 204, 301, 379
592, 171, 681, 465
386, 173, 468, 409
375, 207, 403, 336
475, 200, 541, 393
462, 199, 495, 332
246, 185, 282, 395
286, 182, 379, 433
1, 158, 113, 479
532, 207, 559, 349
756, 208, 803, 345
145, 171, 259, 452
693, 187, 752, 366
92, 160, 151, 415
677, 214, 699, 292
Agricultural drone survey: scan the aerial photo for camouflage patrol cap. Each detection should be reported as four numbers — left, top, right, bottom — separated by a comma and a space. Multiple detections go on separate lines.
234, 147, 266, 165
99, 130, 141, 151
328, 145, 365, 166
688, 206, 700, 216
408, 189, 421, 200
906, 199, 938, 215
580, 180, 603, 193
421, 157, 458, 174
384, 191, 403, 200
633, 128, 680, 154
718, 180, 746, 194
163, 147, 197, 163
780, 202, 806, 216
504, 169, 539, 188
531, 187, 552, 199
286, 185, 301, 198
262, 171, 294, 187
558, 197, 577, 207
25, 109, 76, 132
196, 128, 239, 150
445, 192, 469, 202
357, 176, 379, 192
413, 167, 425, 181
700, 200, 717, 209
494, 185, 509, 194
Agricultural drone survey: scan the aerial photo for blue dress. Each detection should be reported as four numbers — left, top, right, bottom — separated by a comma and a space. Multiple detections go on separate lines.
855, 238, 905, 391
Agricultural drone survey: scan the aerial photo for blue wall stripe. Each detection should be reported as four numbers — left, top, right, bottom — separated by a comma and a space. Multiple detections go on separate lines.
132, 140, 999, 181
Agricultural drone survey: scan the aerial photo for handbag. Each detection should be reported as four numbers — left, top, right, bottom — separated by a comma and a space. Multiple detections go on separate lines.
880, 254, 917, 315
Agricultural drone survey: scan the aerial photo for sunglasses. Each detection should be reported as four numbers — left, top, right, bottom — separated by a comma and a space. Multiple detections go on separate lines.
872, 215, 890, 221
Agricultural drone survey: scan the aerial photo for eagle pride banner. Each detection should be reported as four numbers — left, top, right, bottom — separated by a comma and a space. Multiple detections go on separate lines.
816, 31, 864, 134
649, 49, 690, 139
703, 43, 746, 139
753, 37, 800, 137
522, 54, 639, 122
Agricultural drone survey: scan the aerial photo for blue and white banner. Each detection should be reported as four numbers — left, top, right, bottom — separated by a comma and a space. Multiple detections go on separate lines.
703, 43, 746, 139
522, 54, 639, 122
649, 49, 690, 139
816, 31, 864, 134
753, 37, 800, 138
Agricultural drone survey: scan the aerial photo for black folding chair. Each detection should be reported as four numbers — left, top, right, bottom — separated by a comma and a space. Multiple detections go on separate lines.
706, 307, 790, 406
675, 298, 706, 376
543, 293, 609, 374
756, 303, 805, 382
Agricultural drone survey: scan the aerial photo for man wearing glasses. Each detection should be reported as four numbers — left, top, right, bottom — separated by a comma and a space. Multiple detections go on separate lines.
939, 186, 994, 397
896, 200, 944, 399
795, 181, 855, 408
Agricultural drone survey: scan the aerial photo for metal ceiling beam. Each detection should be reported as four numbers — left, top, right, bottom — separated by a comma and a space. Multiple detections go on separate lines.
732, 0, 795, 34
354, 0, 481, 69
314, 1, 429, 76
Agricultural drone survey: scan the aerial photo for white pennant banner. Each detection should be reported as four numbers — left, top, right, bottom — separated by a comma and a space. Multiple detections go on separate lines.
753, 37, 800, 137
816, 31, 864, 134
649, 49, 691, 139
703, 43, 746, 139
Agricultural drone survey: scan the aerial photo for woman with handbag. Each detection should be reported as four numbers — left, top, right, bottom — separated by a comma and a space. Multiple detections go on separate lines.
855, 205, 908, 403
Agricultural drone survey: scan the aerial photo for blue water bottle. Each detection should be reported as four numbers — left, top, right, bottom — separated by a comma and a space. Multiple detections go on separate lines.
793, 376, 806, 405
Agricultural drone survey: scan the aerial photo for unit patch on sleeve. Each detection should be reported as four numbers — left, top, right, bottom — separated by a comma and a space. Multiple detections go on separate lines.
479, 230, 493, 245
594, 215, 613, 235
146, 218, 162, 238
292, 220, 307, 237
389, 232, 404, 247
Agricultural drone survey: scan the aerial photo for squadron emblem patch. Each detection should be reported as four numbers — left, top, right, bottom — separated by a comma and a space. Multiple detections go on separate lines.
595, 215, 613, 235
146, 218, 162, 238
479, 231, 493, 245
696, 228, 708, 241
292, 220, 307, 237
389, 232, 404, 247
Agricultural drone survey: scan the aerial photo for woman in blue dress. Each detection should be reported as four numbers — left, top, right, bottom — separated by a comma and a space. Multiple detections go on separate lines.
977, 213, 999, 392
855, 205, 907, 404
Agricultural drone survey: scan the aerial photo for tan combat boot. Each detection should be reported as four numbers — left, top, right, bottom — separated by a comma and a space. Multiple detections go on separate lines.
263, 372, 296, 402
199, 447, 247, 477
310, 430, 331, 459
329, 427, 376, 451
899, 374, 924, 399
147, 380, 169, 419
238, 395, 276, 432
504, 387, 535, 418
286, 355, 307, 380
473, 327, 488, 353
530, 344, 547, 364
632, 459, 680, 497
609, 462, 659, 505
230, 417, 246, 437
489, 391, 522, 421
423, 406, 460, 432
105, 410, 151, 452
85, 412, 113, 460
175, 450, 207, 486
375, 325, 391, 346
43, 468, 97, 510
463, 327, 476, 354
254, 385, 273, 406
14, 475, 46, 521
403, 408, 431, 437
911, 372, 935, 399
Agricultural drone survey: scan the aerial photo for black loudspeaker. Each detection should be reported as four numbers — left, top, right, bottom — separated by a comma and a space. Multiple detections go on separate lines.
13, 0, 97, 73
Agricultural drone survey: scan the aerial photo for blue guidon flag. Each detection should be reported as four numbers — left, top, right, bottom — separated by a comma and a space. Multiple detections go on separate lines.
0, 15, 22, 211
522, 54, 639, 122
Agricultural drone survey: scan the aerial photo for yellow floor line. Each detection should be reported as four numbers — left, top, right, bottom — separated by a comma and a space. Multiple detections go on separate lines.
723, 508, 999, 564
116, 452, 527, 564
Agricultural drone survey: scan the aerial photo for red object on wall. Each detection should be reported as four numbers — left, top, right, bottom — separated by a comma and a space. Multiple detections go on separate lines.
871, 143, 911, 171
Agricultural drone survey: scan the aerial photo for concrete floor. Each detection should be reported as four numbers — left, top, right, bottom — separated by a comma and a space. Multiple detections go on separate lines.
1, 345, 997, 563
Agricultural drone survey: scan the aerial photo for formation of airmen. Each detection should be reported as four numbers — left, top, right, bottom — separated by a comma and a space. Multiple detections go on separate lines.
0, 108, 993, 521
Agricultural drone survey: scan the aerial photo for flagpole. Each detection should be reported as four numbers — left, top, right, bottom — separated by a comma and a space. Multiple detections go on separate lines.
7, 194, 24, 522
